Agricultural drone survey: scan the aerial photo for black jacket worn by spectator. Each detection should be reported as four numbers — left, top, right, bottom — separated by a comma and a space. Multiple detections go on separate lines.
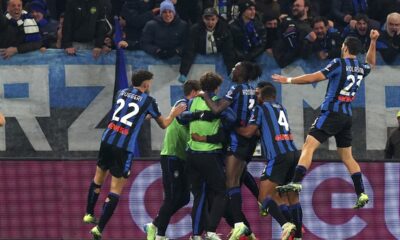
377, 31, 400, 64
141, 15, 188, 59
0, 11, 42, 53
61, 0, 111, 48
120, 0, 160, 50
311, 28, 343, 59
230, 17, 267, 62
272, 18, 311, 68
179, 19, 235, 76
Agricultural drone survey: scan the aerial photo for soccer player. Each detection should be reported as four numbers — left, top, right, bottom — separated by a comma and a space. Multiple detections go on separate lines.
187, 72, 227, 240
200, 61, 261, 239
83, 70, 186, 240
0, 112, 5, 127
143, 80, 201, 240
272, 29, 380, 209
237, 84, 300, 240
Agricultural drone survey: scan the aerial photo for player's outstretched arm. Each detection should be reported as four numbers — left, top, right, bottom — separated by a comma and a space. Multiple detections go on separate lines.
366, 29, 379, 67
0, 112, 5, 127
155, 103, 187, 129
271, 71, 326, 84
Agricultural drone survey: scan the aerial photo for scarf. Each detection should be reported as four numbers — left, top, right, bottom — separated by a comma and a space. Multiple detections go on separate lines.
242, 19, 261, 52
6, 10, 41, 42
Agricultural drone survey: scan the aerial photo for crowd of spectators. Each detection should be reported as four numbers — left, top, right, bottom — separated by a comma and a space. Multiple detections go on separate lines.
1, 0, 400, 73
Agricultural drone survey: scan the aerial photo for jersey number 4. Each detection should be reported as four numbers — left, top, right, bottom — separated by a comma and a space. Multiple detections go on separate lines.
277, 110, 289, 131
112, 99, 140, 127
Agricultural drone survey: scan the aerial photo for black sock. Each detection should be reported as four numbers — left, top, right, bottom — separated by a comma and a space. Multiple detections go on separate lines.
290, 203, 303, 238
262, 197, 286, 226
243, 171, 259, 199
351, 172, 365, 196
86, 181, 101, 215
227, 187, 243, 223
98, 193, 120, 231
279, 204, 291, 222
292, 165, 307, 183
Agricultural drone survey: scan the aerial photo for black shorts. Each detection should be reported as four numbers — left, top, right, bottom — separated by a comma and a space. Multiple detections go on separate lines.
260, 151, 299, 185
227, 132, 258, 162
309, 111, 352, 148
97, 142, 134, 178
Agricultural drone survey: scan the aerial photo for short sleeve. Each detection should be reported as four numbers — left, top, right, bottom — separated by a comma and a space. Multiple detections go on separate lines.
321, 58, 341, 78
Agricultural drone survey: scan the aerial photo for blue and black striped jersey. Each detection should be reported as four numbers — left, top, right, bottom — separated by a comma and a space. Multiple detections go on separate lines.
320, 58, 371, 116
101, 87, 161, 152
223, 83, 256, 127
249, 101, 297, 160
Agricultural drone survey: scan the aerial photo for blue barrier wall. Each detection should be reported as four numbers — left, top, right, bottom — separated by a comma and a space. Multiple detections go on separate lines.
0, 50, 399, 159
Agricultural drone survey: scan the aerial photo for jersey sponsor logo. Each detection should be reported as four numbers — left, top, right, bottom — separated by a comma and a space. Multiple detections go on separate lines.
338, 95, 355, 102
274, 133, 293, 141
107, 122, 129, 135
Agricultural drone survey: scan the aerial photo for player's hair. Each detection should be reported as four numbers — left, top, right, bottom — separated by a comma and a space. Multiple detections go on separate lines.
260, 84, 277, 99
183, 80, 201, 96
200, 72, 223, 92
257, 81, 273, 89
131, 70, 153, 87
343, 36, 362, 55
239, 61, 262, 82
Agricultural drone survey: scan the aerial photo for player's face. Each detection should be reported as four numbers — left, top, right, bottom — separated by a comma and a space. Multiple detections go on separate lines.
341, 43, 347, 57
230, 62, 242, 83
144, 79, 153, 93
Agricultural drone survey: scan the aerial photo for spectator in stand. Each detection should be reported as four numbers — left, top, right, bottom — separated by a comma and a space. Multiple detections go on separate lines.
55, 13, 64, 49
119, 0, 161, 51
377, 12, 400, 64
255, 0, 281, 22
203, 0, 236, 22
272, 0, 315, 67
385, 111, 400, 159
311, 16, 342, 60
330, 0, 380, 30
27, 0, 58, 49
342, 14, 375, 53
262, 14, 279, 54
141, 0, 188, 59
178, 8, 235, 83
230, 0, 267, 62
61, 0, 112, 59
0, 0, 42, 59
368, 0, 400, 25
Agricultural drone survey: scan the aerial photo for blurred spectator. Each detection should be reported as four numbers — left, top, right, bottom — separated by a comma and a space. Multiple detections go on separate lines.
230, 0, 267, 62
342, 14, 373, 53
141, 0, 188, 59
384, 111, 400, 159
262, 14, 279, 53
330, 0, 368, 28
272, 0, 315, 67
255, 0, 281, 23
368, 0, 400, 25
0, 0, 42, 59
120, 0, 161, 51
311, 16, 342, 60
46, 0, 65, 20
55, 13, 64, 49
110, 0, 125, 16
61, 0, 112, 59
377, 12, 400, 64
178, 8, 235, 83
203, 0, 235, 22
175, 0, 201, 24
27, 0, 58, 49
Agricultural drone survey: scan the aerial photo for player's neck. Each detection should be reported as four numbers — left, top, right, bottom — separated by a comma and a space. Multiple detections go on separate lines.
342, 53, 356, 59
134, 86, 147, 93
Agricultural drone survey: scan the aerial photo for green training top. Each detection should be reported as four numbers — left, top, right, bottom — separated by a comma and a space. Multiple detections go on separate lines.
188, 96, 222, 151
160, 101, 189, 160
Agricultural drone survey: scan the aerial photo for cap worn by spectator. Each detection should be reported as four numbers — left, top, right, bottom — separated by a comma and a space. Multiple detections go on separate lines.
160, 0, 176, 15
29, 0, 47, 15
203, 7, 218, 17
238, 0, 255, 16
